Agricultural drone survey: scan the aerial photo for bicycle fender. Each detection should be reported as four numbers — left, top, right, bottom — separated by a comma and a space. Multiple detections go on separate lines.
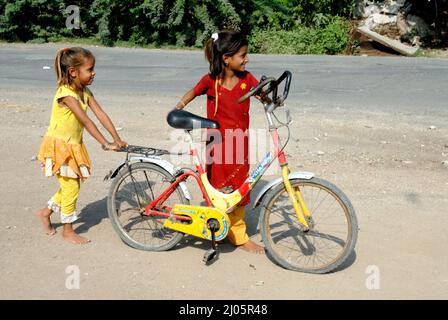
107, 156, 192, 200
252, 171, 314, 209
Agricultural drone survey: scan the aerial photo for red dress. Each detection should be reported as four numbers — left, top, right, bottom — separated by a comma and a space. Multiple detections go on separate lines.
193, 71, 259, 205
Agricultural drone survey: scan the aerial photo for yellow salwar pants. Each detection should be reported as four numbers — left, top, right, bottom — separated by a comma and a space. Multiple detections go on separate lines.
227, 206, 250, 245
48, 174, 80, 223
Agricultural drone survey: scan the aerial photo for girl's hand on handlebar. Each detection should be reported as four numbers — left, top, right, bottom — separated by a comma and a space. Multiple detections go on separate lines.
102, 141, 125, 151
114, 139, 128, 149
255, 90, 272, 104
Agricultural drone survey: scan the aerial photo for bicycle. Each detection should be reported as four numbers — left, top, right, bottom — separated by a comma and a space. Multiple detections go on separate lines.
105, 71, 358, 273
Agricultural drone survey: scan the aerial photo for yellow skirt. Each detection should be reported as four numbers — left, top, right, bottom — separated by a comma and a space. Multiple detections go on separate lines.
38, 135, 91, 179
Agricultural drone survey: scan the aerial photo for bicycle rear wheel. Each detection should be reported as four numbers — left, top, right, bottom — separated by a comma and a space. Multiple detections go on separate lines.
260, 177, 358, 273
107, 162, 188, 251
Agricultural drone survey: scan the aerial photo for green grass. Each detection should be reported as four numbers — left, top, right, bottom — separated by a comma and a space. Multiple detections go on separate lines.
1, 36, 204, 52
413, 48, 427, 57
46, 36, 104, 46
2, 36, 200, 51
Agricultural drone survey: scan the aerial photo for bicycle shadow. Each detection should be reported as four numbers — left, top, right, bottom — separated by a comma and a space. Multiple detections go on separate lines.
73, 197, 109, 234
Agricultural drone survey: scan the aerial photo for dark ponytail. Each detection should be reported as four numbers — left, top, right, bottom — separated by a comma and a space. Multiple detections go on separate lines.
204, 30, 248, 78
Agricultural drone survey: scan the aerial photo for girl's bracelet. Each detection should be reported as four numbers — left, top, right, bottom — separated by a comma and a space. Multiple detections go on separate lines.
178, 100, 186, 108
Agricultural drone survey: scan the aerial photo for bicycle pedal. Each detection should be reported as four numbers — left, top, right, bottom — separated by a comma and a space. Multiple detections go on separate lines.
203, 248, 218, 264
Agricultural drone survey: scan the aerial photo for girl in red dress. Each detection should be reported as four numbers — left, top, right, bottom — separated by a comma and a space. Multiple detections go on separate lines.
175, 30, 264, 254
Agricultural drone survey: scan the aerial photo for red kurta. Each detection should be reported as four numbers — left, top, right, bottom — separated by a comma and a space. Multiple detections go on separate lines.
194, 71, 258, 205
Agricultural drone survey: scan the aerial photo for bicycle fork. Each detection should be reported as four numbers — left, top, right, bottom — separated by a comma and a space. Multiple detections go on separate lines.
281, 165, 311, 231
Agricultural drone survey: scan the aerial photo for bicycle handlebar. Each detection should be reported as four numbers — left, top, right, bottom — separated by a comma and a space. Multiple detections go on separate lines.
276, 70, 292, 104
237, 76, 277, 103
237, 70, 292, 106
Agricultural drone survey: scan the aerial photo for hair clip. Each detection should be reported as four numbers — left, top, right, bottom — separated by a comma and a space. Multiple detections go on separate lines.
211, 33, 219, 42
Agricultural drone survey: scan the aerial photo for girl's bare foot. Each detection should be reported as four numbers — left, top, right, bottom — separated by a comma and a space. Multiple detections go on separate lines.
35, 207, 56, 235
62, 224, 90, 244
237, 240, 265, 254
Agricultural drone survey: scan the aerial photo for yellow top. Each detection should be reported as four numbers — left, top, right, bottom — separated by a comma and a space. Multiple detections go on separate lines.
38, 85, 91, 179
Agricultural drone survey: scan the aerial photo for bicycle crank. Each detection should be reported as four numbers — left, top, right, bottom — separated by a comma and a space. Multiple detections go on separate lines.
203, 218, 220, 264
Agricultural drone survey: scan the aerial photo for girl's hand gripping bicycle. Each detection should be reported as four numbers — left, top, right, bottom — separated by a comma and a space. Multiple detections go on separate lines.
106, 71, 358, 273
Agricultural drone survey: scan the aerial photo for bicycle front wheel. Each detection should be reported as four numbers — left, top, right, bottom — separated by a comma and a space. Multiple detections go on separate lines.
260, 177, 358, 274
107, 162, 188, 251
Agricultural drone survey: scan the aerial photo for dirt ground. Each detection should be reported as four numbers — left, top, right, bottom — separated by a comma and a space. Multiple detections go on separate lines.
0, 46, 447, 300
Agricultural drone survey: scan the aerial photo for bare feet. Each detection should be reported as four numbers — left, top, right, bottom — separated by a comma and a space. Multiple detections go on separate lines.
237, 240, 265, 254
35, 207, 56, 236
62, 224, 90, 244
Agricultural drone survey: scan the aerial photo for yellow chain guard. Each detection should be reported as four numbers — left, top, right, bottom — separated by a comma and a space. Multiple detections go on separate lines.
163, 204, 230, 241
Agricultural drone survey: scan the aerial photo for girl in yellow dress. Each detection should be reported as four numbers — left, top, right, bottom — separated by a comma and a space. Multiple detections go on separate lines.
36, 47, 127, 244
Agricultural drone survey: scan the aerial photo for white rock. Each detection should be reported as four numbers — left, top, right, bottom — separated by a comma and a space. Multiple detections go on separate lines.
442, 160, 448, 167
428, 125, 437, 130
397, 11, 410, 35
364, 4, 380, 17
382, 0, 406, 15
255, 280, 264, 286
42, 66, 51, 70
317, 151, 325, 156
116, 127, 123, 131
366, 13, 397, 29
30, 155, 38, 161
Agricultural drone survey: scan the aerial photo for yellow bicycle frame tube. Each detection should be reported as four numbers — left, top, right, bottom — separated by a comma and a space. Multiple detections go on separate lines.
281, 165, 310, 230
200, 173, 243, 212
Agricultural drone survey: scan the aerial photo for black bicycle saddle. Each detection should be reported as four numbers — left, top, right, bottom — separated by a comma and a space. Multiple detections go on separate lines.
167, 109, 219, 130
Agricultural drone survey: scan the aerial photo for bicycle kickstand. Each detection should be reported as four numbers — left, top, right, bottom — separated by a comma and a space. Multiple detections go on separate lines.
203, 219, 220, 264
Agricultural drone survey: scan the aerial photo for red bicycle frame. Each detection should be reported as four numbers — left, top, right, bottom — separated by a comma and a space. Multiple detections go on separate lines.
144, 126, 287, 219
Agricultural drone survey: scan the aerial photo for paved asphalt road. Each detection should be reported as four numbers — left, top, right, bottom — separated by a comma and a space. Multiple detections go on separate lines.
1, 44, 447, 120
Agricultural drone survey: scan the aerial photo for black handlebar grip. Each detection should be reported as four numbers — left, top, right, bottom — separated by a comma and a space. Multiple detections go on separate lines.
255, 75, 267, 95
281, 71, 292, 101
